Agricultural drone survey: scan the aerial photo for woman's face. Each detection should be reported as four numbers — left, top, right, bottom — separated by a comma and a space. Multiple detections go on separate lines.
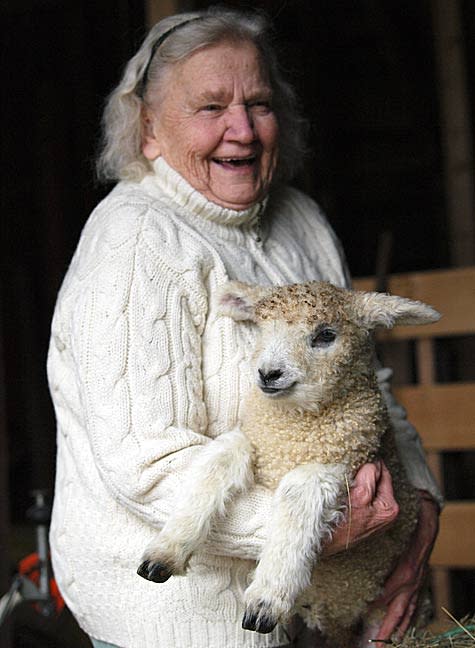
142, 40, 280, 210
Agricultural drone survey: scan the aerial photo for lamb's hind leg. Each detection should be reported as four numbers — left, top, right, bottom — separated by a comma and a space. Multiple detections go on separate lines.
138, 429, 253, 582
242, 463, 346, 634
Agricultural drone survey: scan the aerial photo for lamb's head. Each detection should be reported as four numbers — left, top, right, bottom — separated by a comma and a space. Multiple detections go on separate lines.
217, 280, 440, 411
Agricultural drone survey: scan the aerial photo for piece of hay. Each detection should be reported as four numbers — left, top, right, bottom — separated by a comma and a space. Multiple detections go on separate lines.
374, 613, 475, 647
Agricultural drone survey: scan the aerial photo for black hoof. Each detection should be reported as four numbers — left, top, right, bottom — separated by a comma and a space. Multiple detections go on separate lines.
242, 609, 277, 634
137, 559, 173, 583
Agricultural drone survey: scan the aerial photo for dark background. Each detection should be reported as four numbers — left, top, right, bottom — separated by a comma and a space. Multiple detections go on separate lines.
1, 0, 474, 645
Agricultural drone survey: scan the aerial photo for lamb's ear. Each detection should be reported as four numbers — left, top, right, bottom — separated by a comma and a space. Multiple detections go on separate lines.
352, 291, 441, 329
215, 281, 269, 322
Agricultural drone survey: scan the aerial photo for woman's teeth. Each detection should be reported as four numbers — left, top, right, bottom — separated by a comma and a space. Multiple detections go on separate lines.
213, 156, 256, 167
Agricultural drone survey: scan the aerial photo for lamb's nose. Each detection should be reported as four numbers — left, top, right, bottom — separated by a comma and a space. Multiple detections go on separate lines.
258, 369, 283, 384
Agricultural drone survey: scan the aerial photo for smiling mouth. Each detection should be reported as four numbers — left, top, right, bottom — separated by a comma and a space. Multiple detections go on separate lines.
212, 155, 257, 168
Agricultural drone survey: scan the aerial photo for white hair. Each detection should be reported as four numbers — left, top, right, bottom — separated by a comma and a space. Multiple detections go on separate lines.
96, 7, 307, 184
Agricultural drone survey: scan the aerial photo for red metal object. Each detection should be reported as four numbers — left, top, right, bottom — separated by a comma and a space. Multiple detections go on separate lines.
18, 554, 64, 615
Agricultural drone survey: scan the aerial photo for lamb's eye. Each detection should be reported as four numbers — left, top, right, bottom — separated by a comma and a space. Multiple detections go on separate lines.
310, 327, 337, 348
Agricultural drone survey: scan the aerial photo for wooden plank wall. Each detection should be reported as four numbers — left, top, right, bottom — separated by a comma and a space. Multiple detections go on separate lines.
354, 268, 475, 621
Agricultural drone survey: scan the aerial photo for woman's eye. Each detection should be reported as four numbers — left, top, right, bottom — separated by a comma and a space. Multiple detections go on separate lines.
202, 104, 223, 112
249, 101, 272, 114
310, 328, 337, 348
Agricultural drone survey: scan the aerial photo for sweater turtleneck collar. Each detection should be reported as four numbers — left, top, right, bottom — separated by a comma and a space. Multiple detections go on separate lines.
147, 156, 267, 228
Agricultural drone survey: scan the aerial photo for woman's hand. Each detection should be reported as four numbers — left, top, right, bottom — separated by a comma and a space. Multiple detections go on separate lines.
369, 491, 440, 643
324, 464, 440, 643
323, 460, 399, 556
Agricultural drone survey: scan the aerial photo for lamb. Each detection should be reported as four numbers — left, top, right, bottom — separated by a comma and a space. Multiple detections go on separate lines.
137, 280, 440, 647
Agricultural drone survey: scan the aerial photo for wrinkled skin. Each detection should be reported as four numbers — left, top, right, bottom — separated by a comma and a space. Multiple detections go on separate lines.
370, 492, 439, 644
142, 40, 279, 210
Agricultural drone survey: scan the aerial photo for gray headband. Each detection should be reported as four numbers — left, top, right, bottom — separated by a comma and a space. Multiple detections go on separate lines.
137, 17, 205, 98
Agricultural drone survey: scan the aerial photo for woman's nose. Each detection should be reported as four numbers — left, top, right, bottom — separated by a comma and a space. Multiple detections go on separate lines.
224, 105, 255, 143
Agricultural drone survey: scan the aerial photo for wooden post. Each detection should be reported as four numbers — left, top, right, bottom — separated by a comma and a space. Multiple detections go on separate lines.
431, 0, 475, 266
415, 335, 451, 623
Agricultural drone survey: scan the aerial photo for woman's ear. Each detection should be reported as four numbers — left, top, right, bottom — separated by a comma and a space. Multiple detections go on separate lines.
141, 107, 161, 160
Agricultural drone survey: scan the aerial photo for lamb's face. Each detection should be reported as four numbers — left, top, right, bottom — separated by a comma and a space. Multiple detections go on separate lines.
217, 279, 440, 411
251, 283, 372, 409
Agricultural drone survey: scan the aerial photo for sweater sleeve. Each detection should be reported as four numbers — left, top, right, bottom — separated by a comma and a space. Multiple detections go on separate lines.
54, 202, 271, 560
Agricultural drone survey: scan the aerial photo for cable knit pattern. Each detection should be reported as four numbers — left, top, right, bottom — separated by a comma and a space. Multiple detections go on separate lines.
47, 156, 439, 648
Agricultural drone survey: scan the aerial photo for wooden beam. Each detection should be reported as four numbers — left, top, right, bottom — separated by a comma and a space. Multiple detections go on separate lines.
353, 267, 475, 339
430, 501, 475, 567
430, 568, 452, 622
393, 383, 475, 451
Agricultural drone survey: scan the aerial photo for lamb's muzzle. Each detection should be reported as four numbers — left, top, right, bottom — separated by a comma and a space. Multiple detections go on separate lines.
257, 367, 296, 395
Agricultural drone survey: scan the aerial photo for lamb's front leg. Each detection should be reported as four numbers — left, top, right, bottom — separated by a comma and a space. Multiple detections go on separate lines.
242, 462, 347, 634
138, 429, 253, 583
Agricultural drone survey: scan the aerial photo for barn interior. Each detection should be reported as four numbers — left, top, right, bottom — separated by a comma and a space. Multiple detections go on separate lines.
1, 1, 474, 646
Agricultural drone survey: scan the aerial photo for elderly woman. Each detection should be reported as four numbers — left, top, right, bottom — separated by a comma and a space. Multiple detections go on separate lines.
47, 8, 440, 648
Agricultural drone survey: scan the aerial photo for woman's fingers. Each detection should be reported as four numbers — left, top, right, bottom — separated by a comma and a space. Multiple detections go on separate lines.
350, 460, 382, 505
323, 460, 399, 555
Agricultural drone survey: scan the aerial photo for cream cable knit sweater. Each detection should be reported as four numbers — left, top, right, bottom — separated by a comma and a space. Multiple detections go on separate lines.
48, 157, 440, 648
